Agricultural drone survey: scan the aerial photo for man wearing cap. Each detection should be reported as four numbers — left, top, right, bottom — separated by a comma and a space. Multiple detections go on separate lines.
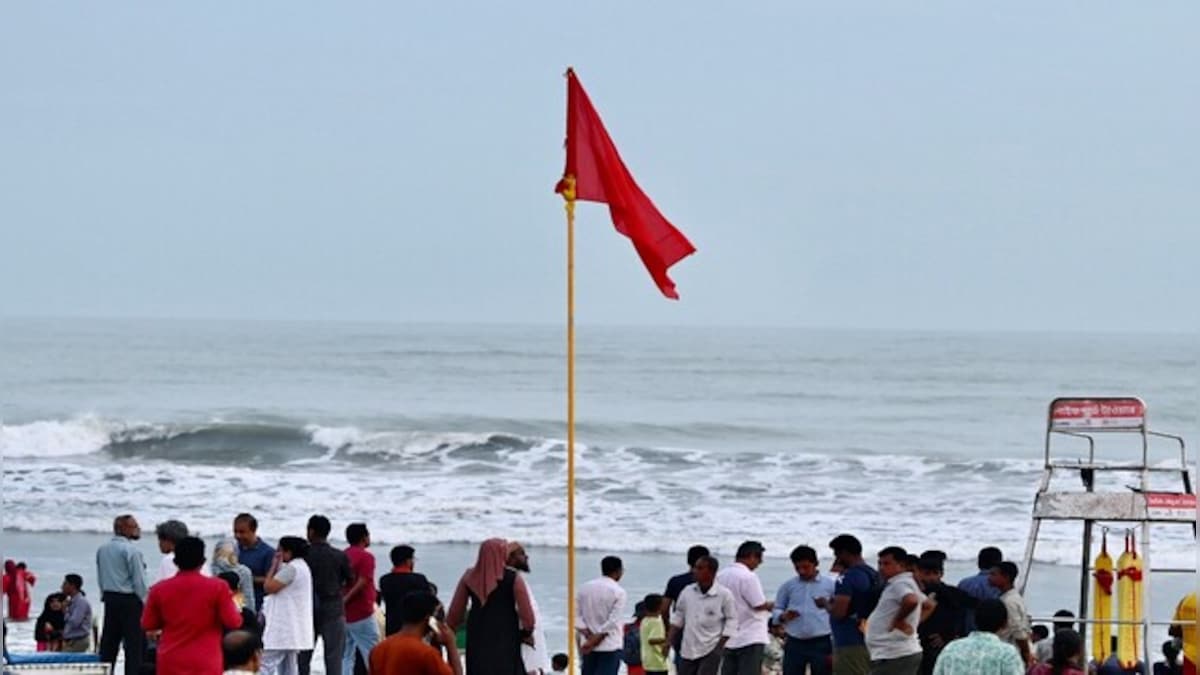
913, 553, 965, 675
716, 541, 773, 675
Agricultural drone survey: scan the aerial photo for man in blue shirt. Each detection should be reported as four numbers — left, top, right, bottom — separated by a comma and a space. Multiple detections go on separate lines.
956, 547, 1002, 633
233, 512, 275, 611
824, 534, 880, 675
773, 545, 836, 675
96, 514, 148, 675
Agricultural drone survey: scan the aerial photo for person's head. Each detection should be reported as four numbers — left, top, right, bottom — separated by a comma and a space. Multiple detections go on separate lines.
643, 593, 663, 615
16, 562, 26, 571
114, 514, 141, 540
62, 574, 84, 597
222, 630, 263, 673
735, 541, 766, 570
232, 513, 259, 548
921, 550, 948, 563
633, 601, 647, 620
1032, 625, 1050, 643
976, 598, 1009, 633
277, 536, 309, 561
390, 545, 416, 570
400, 591, 440, 626
213, 539, 238, 566
43, 592, 67, 613
686, 545, 710, 567
345, 522, 370, 548
903, 554, 920, 572
601, 556, 623, 581
1052, 609, 1075, 633
3, 560, 14, 574
790, 545, 819, 581
306, 515, 332, 542
218, 571, 241, 595
877, 546, 909, 580
155, 519, 188, 554
829, 534, 863, 566
551, 653, 569, 672
507, 541, 530, 573
1163, 640, 1181, 663
693, 555, 719, 588
1051, 629, 1083, 667
977, 546, 1003, 572
915, 554, 944, 586
989, 561, 1018, 591
173, 536, 206, 571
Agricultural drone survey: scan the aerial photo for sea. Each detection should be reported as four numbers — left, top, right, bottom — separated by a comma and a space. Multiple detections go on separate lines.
0, 318, 1196, 661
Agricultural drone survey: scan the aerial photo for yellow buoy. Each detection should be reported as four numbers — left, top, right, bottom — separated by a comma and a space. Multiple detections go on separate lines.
1092, 532, 1114, 664
1115, 532, 1144, 669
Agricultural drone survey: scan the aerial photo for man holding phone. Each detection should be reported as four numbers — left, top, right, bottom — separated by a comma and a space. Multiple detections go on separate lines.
370, 591, 463, 675
774, 546, 836, 675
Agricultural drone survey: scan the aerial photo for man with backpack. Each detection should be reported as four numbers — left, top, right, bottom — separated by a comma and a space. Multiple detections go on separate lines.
823, 535, 882, 675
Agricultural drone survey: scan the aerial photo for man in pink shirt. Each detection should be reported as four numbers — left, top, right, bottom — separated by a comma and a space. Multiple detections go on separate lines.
142, 537, 243, 675
342, 522, 380, 674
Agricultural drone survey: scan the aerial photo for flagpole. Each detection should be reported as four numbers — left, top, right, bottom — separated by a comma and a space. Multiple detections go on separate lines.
562, 174, 578, 670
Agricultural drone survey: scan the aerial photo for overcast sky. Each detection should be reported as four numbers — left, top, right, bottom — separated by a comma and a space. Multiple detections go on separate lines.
2, 2, 1196, 331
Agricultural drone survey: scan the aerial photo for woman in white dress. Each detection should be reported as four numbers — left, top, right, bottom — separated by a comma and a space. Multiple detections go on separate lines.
260, 536, 314, 675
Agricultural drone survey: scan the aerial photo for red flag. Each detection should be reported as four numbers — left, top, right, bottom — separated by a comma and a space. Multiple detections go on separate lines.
555, 69, 696, 299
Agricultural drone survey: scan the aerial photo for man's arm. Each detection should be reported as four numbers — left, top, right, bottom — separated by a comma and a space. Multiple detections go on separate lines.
663, 624, 681, 657
747, 577, 773, 612
63, 599, 87, 636
344, 574, 368, 603
891, 593, 920, 635
718, 591, 738, 652
130, 549, 148, 600
772, 581, 794, 624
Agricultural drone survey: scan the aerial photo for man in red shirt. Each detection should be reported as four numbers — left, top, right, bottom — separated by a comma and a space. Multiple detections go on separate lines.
342, 522, 379, 675
142, 536, 244, 675
370, 591, 462, 675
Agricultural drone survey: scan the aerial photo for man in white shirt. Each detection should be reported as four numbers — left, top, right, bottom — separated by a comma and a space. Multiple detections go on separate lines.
155, 520, 190, 581
668, 556, 738, 675
575, 556, 627, 675
155, 519, 211, 582
716, 541, 773, 675
865, 547, 923, 675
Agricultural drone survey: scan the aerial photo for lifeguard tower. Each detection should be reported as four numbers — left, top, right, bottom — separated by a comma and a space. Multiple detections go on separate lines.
1020, 397, 1195, 668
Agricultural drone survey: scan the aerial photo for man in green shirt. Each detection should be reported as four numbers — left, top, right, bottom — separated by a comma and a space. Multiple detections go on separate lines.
931, 599, 1024, 675
640, 594, 670, 675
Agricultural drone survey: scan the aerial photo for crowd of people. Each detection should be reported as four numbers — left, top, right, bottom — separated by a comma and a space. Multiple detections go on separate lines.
2, 514, 1196, 675
586, 540, 1194, 675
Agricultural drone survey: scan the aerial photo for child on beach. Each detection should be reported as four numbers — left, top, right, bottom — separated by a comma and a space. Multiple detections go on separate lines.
638, 595, 669, 675
34, 593, 67, 651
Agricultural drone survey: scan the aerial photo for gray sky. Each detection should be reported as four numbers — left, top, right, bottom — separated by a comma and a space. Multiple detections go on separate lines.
2, 2, 1196, 331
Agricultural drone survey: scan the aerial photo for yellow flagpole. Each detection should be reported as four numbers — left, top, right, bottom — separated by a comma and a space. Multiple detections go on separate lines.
562, 174, 578, 670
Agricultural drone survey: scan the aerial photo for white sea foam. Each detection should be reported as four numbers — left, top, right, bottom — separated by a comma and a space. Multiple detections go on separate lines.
0, 415, 122, 457
5, 421, 1193, 569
